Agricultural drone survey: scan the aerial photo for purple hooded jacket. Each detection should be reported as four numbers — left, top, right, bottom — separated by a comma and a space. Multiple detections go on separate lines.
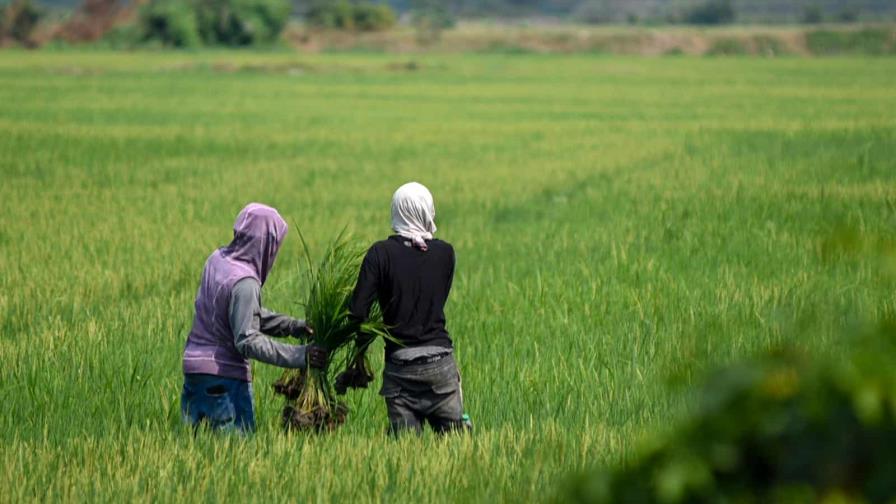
182, 203, 288, 382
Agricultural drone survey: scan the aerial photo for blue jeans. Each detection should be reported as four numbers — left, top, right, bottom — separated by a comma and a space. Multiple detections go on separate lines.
181, 373, 255, 433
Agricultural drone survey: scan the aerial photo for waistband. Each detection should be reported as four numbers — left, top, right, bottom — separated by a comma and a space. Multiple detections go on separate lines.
389, 353, 448, 366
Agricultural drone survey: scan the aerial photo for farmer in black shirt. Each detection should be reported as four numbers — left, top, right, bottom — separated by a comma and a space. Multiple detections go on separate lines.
345, 182, 467, 435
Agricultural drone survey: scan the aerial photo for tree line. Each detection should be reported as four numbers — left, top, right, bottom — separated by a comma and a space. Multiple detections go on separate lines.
2, 0, 893, 49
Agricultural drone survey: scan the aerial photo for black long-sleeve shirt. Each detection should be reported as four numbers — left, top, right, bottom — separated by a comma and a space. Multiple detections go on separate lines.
349, 235, 455, 356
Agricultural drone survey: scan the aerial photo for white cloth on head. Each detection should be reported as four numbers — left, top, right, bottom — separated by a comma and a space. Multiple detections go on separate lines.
391, 182, 437, 251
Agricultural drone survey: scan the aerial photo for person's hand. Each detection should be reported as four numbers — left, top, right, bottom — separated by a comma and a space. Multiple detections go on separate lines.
334, 354, 374, 395
306, 345, 328, 369
293, 320, 314, 339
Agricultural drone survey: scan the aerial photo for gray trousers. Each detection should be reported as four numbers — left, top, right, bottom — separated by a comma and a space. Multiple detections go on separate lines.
380, 350, 465, 435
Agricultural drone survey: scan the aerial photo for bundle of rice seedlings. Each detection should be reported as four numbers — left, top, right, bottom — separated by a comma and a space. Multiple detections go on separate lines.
273, 229, 388, 433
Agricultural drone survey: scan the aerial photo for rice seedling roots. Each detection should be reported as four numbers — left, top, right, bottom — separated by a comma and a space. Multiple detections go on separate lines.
281, 403, 349, 433
272, 373, 305, 400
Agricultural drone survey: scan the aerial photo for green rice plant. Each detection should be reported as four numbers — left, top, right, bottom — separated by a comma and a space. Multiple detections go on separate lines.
274, 228, 389, 432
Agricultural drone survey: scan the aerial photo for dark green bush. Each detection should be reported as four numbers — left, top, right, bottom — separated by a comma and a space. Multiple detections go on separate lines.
837, 7, 860, 23
98, 23, 141, 49
305, 0, 396, 31
802, 4, 823, 24
139, 0, 201, 48
806, 28, 894, 56
805, 29, 849, 54
686, 0, 735, 25
139, 0, 289, 47
573, 0, 615, 24
352, 2, 395, 31
850, 28, 893, 55
195, 0, 291, 46
563, 322, 896, 503
0, 0, 43, 46
411, 0, 455, 43
305, 0, 353, 29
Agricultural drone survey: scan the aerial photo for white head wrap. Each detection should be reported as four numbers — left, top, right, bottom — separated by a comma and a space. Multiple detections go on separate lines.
391, 182, 437, 251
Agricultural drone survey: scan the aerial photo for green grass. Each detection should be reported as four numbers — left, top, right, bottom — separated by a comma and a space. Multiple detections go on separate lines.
0, 50, 894, 502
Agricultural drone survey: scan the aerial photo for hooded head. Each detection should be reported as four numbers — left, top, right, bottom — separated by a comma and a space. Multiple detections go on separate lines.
223, 203, 288, 285
391, 182, 437, 251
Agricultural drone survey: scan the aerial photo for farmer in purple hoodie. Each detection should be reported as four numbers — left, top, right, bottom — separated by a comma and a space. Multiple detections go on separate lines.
181, 203, 327, 433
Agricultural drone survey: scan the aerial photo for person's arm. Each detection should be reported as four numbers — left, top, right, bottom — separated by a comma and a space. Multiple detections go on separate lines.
334, 246, 381, 393
230, 278, 309, 368
446, 245, 456, 296
348, 246, 380, 326
259, 307, 311, 339
347, 245, 380, 348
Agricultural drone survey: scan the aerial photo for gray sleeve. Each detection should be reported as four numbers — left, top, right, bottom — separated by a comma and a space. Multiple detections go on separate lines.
229, 278, 308, 369
259, 307, 307, 338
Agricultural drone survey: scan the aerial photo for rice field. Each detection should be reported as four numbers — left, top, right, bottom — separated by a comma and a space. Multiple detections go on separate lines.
0, 50, 894, 502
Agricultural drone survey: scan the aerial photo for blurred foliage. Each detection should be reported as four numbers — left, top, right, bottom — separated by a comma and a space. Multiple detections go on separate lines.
563, 320, 896, 503
304, 0, 353, 29
304, 0, 396, 31
139, 0, 289, 47
194, 0, 291, 45
351, 1, 395, 30
57, 0, 125, 43
411, 0, 454, 43
685, 0, 735, 25
97, 21, 140, 48
19, 0, 896, 24
0, 0, 44, 46
139, 0, 201, 47
705, 37, 746, 56
396, 0, 892, 24
802, 4, 824, 24
837, 6, 860, 23
805, 28, 895, 55
572, 0, 623, 24
751, 35, 787, 57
